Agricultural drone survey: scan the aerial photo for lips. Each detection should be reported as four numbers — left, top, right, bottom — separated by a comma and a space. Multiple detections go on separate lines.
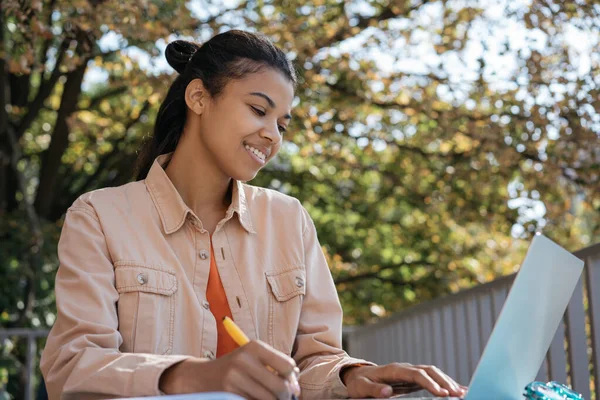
244, 142, 270, 158
245, 144, 266, 165
244, 144, 266, 160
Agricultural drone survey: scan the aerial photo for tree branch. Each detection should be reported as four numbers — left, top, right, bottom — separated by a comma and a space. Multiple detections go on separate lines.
335, 263, 433, 286
315, 0, 432, 50
184, 0, 250, 31
82, 86, 129, 111
355, 0, 433, 28
16, 37, 70, 139
326, 80, 532, 126
521, 150, 598, 187
37, 0, 58, 76
5, 119, 44, 326
34, 60, 88, 218
77, 100, 150, 194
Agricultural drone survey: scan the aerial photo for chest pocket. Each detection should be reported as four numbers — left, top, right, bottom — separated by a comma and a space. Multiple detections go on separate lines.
265, 267, 306, 355
114, 262, 178, 355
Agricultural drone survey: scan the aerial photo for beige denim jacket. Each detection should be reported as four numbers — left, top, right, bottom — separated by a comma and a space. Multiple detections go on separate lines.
40, 153, 373, 400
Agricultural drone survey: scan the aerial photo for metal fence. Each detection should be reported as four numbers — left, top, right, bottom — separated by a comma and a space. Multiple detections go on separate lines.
344, 242, 600, 399
0, 328, 48, 400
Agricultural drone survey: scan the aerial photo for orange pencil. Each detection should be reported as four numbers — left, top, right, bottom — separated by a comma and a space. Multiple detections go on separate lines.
222, 317, 299, 400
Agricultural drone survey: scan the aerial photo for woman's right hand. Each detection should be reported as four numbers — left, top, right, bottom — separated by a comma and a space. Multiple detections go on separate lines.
160, 340, 301, 400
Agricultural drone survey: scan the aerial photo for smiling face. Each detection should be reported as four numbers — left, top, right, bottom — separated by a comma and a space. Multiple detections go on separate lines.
184, 68, 295, 182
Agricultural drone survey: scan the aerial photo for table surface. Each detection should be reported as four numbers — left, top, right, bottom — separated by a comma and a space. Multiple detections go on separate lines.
114, 393, 463, 400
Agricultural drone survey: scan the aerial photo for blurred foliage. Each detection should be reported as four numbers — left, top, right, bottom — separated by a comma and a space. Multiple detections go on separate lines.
1, 0, 600, 397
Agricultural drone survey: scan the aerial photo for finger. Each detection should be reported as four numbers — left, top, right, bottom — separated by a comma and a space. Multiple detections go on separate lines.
382, 364, 449, 397
289, 371, 301, 398
353, 375, 393, 399
224, 367, 277, 400
389, 382, 422, 393
243, 353, 294, 400
411, 369, 450, 397
248, 340, 297, 377
417, 365, 464, 396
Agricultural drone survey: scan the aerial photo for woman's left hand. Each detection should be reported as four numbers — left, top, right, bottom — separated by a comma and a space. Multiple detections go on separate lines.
342, 363, 468, 398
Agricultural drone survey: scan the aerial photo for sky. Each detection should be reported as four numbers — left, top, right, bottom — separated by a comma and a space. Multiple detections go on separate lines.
83, 0, 598, 238
87, 0, 596, 90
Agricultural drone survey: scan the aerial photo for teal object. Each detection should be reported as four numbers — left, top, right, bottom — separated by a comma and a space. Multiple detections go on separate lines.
524, 381, 583, 399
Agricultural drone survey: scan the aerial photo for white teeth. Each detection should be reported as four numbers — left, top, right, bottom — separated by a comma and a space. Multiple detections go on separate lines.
245, 144, 266, 161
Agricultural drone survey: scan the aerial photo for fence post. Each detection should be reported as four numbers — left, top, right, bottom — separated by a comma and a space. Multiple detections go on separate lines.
26, 334, 37, 400
585, 254, 600, 400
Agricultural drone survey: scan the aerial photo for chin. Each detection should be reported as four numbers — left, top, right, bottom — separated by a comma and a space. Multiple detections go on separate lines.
230, 168, 260, 183
225, 155, 267, 182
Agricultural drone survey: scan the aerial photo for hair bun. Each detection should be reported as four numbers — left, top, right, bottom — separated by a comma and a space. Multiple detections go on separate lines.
165, 40, 201, 74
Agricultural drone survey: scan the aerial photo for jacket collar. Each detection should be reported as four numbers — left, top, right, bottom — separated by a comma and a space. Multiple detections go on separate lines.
145, 153, 255, 235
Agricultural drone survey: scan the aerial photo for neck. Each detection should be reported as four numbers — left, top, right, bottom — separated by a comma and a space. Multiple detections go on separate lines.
164, 128, 233, 218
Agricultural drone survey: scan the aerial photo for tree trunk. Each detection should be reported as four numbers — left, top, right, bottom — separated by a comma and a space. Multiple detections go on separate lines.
0, 2, 13, 215
34, 62, 87, 218
17, 37, 69, 139
9, 73, 30, 107
0, 32, 6, 214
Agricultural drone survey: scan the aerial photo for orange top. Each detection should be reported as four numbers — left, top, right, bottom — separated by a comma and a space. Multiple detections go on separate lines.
206, 238, 239, 357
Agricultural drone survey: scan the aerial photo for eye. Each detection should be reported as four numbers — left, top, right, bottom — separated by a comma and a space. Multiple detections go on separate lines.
252, 106, 287, 134
250, 106, 266, 116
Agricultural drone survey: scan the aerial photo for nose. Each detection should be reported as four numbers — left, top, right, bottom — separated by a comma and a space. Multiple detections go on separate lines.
259, 122, 281, 144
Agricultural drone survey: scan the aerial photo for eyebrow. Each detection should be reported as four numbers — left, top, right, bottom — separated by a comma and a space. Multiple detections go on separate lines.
248, 92, 292, 120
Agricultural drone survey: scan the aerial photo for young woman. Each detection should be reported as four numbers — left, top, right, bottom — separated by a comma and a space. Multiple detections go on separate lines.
40, 30, 467, 400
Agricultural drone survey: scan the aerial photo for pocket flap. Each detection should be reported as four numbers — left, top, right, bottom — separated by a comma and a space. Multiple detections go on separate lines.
266, 268, 306, 301
114, 263, 177, 296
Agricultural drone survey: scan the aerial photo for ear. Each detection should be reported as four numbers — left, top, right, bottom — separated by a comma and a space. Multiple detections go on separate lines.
185, 79, 208, 115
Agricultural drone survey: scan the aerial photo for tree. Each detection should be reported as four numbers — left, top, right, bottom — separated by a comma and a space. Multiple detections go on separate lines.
1, 0, 599, 397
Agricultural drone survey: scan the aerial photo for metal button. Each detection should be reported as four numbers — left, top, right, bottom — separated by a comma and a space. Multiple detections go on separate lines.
202, 300, 210, 310
295, 276, 304, 288
199, 250, 209, 260
203, 350, 215, 360
137, 273, 147, 285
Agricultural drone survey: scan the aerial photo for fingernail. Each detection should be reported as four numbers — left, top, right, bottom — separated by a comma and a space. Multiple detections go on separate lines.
292, 379, 301, 397
284, 380, 299, 400
381, 386, 393, 397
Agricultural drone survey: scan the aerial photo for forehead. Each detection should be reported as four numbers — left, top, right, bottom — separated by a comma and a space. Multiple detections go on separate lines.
226, 68, 295, 108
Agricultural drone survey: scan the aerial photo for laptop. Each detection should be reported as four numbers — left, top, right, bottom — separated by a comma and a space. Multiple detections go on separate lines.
401, 233, 584, 400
